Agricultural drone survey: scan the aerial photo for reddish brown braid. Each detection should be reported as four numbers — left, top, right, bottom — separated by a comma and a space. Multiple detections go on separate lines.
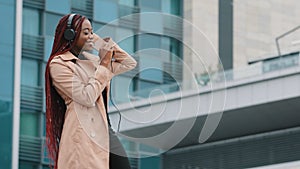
45, 14, 85, 169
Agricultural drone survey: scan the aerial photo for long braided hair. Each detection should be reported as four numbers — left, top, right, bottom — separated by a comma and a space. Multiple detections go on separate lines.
45, 14, 85, 169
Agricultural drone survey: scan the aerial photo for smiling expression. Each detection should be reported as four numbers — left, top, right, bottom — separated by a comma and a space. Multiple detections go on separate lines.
74, 19, 94, 52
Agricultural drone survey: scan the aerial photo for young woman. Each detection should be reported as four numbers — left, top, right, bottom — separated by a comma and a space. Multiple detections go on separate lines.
45, 13, 137, 169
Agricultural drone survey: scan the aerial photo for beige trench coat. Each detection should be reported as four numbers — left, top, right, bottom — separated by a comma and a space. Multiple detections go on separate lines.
49, 43, 137, 169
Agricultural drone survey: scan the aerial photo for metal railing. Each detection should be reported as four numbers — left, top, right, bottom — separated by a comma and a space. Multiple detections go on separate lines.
196, 51, 300, 86
125, 51, 300, 103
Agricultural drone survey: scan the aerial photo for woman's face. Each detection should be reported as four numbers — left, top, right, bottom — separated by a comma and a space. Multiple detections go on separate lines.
74, 19, 94, 52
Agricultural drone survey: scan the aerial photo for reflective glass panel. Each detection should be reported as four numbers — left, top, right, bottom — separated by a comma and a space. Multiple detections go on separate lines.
20, 112, 39, 137
45, 0, 70, 14
94, 0, 118, 23
23, 8, 40, 36
0, 1, 14, 168
21, 58, 39, 86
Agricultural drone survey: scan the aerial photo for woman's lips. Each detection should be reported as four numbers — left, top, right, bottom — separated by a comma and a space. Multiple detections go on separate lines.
85, 42, 94, 49
86, 41, 94, 46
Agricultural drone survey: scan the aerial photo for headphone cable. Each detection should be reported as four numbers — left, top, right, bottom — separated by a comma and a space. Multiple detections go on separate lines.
109, 55, 122, 133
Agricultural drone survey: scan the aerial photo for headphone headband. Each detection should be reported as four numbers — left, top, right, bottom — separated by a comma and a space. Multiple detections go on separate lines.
67, 14, 76, 29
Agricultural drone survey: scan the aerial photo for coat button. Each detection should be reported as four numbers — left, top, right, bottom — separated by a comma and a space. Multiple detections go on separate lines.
90, 132, 95, 138
91, 117, 94, 122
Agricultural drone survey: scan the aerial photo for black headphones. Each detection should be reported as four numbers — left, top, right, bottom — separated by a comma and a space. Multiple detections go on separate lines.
64, 14, 76, 41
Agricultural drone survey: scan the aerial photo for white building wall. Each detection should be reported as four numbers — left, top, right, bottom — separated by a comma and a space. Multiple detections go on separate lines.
183, 0, 219, 90
233, 0, 300, 68
182, 0, 300, 89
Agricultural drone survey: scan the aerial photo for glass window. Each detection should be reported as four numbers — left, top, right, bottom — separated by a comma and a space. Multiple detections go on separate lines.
139, 0, 161, 10
42, 113, 46, 136
92, 21, 105, 31
19, 161, 39, 169
42, 64, 46, 113
161, 37, 182, 61
162, 0, 181, 15
162, 0, 171, 13
0, 2, 14, 168
44, 36, 54, 62
21, 58, 39, 86
170, 0, 181, 16
139, 67, 163, 83
170, 37, 182, 60
20, 112, 39, 137
42, 141, 50, 164
23, 8, 41, 36
95, 24, 117, 41
138, 34, 161, 50
110, 76, 134, 104
138, 34, 164, 83
94, 0, 118, 23
42, 165, 50, 169
45, 0, 70, 14
116, 28, 135, 54
161, 36, 170, 52
0, 3, 15, 45
140, 156, 161, 169
0, 96, 12, 168
119, 0, 136, 7
119, 3, 138, 18
0, 54, 14, 100
140, 13, 163, 33
45, 12, 63, 36
72, 0, 88, 10
135, 80, 161, 98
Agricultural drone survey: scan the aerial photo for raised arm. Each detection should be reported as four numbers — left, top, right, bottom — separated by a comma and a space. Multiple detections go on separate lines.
111, 43, 137, 75
92, 34, 137, 75
50, 56, 113, 107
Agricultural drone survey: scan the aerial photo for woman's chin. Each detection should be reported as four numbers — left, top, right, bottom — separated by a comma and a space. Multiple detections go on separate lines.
82, 46, 94, 52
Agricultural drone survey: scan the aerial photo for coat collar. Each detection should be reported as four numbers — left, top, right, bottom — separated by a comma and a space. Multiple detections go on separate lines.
59, 51, 79, 61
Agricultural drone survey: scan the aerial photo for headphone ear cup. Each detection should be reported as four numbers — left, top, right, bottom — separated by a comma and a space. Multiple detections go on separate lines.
64, 28, 75, 41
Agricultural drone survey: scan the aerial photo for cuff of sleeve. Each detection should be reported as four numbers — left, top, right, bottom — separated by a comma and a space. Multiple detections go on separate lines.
94, 65, 114, 83
103, 37, 117, 49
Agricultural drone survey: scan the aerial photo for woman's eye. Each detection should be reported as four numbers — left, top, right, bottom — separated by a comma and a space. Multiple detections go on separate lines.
84, 32, 89, 35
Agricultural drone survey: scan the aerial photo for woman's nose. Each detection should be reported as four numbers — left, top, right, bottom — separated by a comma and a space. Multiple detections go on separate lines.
89, 33, 94, 39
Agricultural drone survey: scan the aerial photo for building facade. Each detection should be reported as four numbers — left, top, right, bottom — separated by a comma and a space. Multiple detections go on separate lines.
0, 0, 182, 168
1, 0, 300, 169
184, 0, 300, 74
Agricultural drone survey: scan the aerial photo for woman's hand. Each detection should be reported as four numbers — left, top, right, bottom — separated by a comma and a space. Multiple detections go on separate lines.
93, 34, 116, 70
99, 49, 113, 69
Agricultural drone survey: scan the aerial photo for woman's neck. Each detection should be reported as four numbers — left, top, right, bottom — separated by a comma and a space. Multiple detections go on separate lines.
70, 48, 80, 57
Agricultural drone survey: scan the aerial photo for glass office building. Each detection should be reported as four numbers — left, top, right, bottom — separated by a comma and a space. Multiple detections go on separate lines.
0, 0, 182, 168
0, 0, 15, 168
2, 0, 300, 169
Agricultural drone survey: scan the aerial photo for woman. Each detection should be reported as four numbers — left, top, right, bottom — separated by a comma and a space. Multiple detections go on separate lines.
45, 14, 137, 169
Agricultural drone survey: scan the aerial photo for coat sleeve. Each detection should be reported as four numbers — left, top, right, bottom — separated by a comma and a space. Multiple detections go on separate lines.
111, 44, 137, 75
93, 35, 137, 76
50, 59, 113, 107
